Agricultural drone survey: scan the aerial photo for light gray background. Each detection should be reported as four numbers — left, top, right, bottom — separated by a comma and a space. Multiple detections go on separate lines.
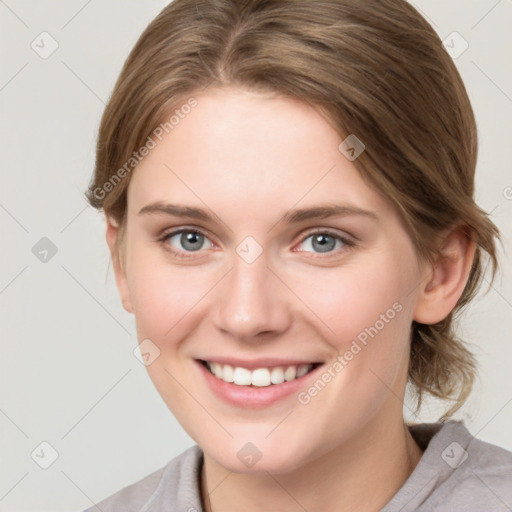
0, 1, 511, 511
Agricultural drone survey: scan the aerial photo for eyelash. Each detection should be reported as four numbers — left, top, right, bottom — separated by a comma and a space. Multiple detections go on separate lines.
157, 227, 355, 260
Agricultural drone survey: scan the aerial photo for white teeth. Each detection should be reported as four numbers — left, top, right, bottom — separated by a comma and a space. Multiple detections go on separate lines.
233, 367, 252, 386
222, 364, 234, 383
251, 368, 271, 387
296, 364, 310, 378
205, 362, 314, 387
270, 367, 285, 384
212, 362, 222, 378
284, 366, 297, 381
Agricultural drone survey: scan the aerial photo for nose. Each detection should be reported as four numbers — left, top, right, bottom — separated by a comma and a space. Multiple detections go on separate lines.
212, 252, 292, 342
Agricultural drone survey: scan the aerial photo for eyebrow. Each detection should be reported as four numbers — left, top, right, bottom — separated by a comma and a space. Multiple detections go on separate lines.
138, 202, 378, 224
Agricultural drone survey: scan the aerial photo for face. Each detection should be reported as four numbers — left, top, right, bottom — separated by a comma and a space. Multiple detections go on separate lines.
111, 87, 430, 474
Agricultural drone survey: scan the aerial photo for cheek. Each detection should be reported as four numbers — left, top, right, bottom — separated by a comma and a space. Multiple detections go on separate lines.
288, 265, 415, 432
289, 248, 418, 413
293, 258, 414, 348
126, 247, 219, 343
124, 251, 216, 414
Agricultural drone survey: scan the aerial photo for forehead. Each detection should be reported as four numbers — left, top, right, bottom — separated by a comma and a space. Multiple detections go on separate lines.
127, 87, 394, 224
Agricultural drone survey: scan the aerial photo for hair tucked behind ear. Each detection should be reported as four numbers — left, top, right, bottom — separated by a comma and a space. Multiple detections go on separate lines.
410, 233, 497, 419
86, 0, 500, 417
411, 318, 476, 419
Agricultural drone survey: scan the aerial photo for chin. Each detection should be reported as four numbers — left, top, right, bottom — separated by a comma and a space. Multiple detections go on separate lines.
201, 433, 317, 475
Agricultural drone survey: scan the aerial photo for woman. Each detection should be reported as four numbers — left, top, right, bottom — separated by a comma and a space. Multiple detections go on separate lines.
84, 0, 512, 510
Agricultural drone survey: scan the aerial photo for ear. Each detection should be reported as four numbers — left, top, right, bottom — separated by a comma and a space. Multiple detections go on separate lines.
105, 216, 133, 314
413, 227, 476, 324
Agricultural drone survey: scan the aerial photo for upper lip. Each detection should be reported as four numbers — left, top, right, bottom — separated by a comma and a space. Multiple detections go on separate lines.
197, 357, 323, 370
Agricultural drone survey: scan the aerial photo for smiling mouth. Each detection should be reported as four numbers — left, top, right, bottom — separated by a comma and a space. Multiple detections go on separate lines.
200, 360, 321, 387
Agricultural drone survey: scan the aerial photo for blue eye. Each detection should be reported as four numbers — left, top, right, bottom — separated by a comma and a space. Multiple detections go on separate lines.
297, 231, 348, 254
159, 228, 352, 259
163, 229, 214, 255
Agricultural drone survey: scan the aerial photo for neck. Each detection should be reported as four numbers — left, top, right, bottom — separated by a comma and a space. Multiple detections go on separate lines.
201, 415, 423, 512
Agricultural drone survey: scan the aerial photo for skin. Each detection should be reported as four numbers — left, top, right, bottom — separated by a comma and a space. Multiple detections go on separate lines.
107, 86, 475, 512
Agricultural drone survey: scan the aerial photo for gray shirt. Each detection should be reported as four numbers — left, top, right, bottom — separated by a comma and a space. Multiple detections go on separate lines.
85, 421, 512, 511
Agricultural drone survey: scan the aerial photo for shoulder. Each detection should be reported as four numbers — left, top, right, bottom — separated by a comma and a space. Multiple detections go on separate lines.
412, 420, 512, 469
82, 444, 204, 512
383, 421, 512, 512
432, 422, 512, 511
439, 421, 512, 509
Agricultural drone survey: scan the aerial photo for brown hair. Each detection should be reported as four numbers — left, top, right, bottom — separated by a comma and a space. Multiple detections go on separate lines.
86, 0, 499, 417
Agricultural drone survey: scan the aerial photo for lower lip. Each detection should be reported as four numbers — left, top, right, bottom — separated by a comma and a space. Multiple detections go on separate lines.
196, 361, 322, 408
